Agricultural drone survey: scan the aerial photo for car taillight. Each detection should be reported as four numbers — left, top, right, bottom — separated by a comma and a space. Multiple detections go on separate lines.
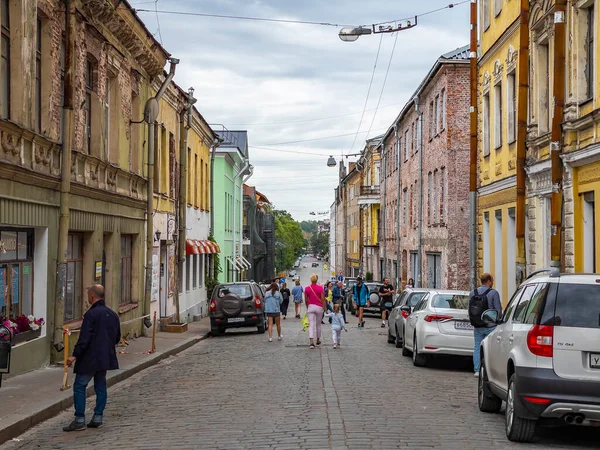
254, 296, 262, 308
424, 315, 453, 322
401, 311, 410, 319
209, 299, 216, 312
527, 325, 553, 357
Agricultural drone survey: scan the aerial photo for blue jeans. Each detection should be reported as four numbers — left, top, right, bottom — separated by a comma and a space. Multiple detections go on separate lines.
473, 327, 494, 372
73, 371, 107, 419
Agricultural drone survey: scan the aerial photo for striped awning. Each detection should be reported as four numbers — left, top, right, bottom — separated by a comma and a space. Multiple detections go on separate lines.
237, 256, 252, 269
186, 240, 221, 254
186, 239, 200, 255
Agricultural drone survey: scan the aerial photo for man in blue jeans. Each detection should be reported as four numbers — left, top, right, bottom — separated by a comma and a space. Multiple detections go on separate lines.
63, 284, 121, 431
471, 273, 502, 377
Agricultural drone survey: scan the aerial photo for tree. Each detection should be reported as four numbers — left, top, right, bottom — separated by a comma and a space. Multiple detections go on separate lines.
300, 220, 318, 234
273, 210, 305, 272
310, 231, 329, 256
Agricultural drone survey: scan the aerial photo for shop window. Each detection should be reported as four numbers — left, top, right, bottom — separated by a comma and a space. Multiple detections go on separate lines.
65, 233, 83, 321
120, 235, 133, 305
0, 229, 34, 318
186, 256, 191, 292
192, 254, 198, 289
1, 0, 10, 119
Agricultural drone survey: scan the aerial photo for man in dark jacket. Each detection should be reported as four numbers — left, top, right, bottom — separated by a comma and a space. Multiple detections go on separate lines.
63, 284, 121, 431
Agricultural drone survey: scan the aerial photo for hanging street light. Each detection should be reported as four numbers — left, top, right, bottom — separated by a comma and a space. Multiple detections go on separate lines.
327, 155, 337, 167
338, 26, 372, 42
338, 17, 418, 42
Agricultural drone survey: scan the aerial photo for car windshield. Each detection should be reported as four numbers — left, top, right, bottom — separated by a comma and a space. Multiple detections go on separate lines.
407, 292, 427, 307
432, 294, 470, 309
217, 284, 252, 299
555, 283, 600, 329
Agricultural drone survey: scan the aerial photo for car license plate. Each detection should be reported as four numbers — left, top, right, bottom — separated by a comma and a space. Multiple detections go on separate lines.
228, 317, 245, 323
454, 321, 473, 331
590, 353, 600, 369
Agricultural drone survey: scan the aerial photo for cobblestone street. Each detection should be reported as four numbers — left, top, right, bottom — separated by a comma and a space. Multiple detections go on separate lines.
2, 312, 598, 450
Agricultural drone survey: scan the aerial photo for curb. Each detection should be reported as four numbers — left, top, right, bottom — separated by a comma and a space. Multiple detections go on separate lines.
0, 332, 210, 446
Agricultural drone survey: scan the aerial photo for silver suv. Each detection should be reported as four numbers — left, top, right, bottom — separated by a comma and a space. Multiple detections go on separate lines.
477, 268, 600, 442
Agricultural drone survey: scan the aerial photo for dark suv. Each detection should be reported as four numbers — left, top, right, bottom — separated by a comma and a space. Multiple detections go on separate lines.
209, 282, 268, 336
347, 282, 385, 316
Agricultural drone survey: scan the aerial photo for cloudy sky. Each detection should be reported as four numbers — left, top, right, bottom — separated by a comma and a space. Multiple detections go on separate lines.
133, 0, 469, 221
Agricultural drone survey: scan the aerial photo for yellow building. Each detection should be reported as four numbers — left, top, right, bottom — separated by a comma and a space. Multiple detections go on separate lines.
357, 136, 382, 280
344, 164, 362, 277
477, 0, 524, 304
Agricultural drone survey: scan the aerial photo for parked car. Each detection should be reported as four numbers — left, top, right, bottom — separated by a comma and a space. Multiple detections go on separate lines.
209, 282, 268, 336
477, 269, 600, 442
311, 262, 319, 267
401, 289, 472, 365
388, 288, 431, 348
346, 282, 384, 315
289, 270, 297, 277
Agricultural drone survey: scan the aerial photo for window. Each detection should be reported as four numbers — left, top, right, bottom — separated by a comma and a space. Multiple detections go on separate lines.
502, 286, 524, 323
404, 129, 409, 160
507, 72, 516, 143
85, 59, 94, 154
432, 294, 469, 309
427, 253, 442, 288
434, 95, 439, 134
1, 0, 10, 119
35, 16, 42, 133
192, 254, 198, 289
403, 188, 408, 226
433, 169, 439, 224
512, 284, 539, 323
410, 252, 419, 285
494, 82, 502, 149
538, 42, 550, 133
414, 120, 418, 152
440, 167, 446, 222
585, 6, 595, 99
411, 122, 415, 152
483, 0, 490, 30
441, 88, 447, 130
494, 0, 502, 17
185, 257, 191, 292
523, 283, 549, 324
483, 92, 490, 156
427, 172, 432, 225
0, 229, 34, 318
555, 284, 600, 329
120, 235, 133, 305
429, 101, 434, 139
199, 255, 204, 287
131, 90, 141, 172
65, 234, 83, 321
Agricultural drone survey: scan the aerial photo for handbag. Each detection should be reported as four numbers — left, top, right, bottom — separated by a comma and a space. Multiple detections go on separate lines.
301, 314, 310, 332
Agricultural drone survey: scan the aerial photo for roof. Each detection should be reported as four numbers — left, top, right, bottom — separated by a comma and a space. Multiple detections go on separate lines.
382, 44, 470, 141
255, 190, 271, 204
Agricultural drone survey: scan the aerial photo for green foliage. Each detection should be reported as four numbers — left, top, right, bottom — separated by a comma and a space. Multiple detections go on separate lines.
205, 234, 221, 297
274, 210, 305, 272
310, 231, 329, 256
300, 220, 318, 234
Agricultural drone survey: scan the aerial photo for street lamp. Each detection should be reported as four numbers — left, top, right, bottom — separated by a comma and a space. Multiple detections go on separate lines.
327, 155, 336, 167
339, 26, 372, 42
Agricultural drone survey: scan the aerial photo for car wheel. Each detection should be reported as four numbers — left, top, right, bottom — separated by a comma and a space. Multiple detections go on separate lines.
505, 374, 537, 443
412, 333, 427, 367
395, 326, 403, 348
387, 327, 395, 344
478, 362, 502, 413
257, 320, 266, 334
211, 325, 223, 337
401, 327, 411, 357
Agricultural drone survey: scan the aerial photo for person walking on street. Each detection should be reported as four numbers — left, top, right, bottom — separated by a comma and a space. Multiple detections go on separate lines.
63, 285, 120, 432
264, 282, 283, 342
378, 277, 394, 328
291, 279, 304, 319
469, 273, 502, 377
332, 281, 347, 323
305, 274, 326, 349
353, 276, 369, 328
280, 282, 291, 320
324, 303, 348, 349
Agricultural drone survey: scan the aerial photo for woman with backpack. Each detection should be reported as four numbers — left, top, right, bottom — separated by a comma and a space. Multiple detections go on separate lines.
264, 282, 283, 342
280, 283, 291, 319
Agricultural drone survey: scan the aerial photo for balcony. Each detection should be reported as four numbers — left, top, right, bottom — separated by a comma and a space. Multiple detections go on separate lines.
358, 185, 380, 205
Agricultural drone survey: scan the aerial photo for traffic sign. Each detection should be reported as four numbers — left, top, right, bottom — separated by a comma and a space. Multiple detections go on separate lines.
280, 278, 286, 284
337, 275, 343, 282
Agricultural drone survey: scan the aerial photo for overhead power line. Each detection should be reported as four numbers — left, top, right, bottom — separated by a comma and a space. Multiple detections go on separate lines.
375, 1, 470, 26
256, 127, 387, 147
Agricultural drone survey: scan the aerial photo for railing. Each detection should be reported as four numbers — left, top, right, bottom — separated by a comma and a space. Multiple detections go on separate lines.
360, 185, 380, 196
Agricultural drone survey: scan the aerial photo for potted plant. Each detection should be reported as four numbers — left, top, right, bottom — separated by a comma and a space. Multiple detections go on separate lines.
0, 315, 45, 346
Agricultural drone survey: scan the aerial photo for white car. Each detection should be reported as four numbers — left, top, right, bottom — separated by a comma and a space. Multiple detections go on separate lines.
478, 269, 600, 442
402, 289, 473, 366
303, 263, 308, 268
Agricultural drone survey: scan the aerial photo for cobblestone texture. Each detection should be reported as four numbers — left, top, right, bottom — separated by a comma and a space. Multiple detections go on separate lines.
1, 313, 598, 450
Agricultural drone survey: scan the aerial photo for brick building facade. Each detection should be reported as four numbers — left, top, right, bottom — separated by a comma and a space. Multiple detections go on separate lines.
380, 46, 470, 290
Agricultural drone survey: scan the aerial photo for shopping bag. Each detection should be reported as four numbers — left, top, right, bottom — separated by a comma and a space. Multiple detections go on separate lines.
301, 314, 310, 332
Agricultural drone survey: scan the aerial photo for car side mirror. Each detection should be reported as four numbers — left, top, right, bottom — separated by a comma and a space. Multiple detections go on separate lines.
481, 310, 500, 324
400, 305, 412, 315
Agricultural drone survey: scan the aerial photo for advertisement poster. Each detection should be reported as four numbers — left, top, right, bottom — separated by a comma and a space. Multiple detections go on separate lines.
151, 248, 160, 303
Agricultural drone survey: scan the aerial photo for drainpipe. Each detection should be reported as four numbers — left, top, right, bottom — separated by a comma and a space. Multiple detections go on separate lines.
469, 0, 479, 291
381, 143, 387, 278
415, 95, 424, 288
209, 137, 223, 236
143, 58, 179, 325
176, 88, 196, 323
53, 0, 74, 353
394, 124, 401, 290
241, 165, 254, 279
515, 0, 530, 284
550, 2, 566, 270
233, 159, 250, 281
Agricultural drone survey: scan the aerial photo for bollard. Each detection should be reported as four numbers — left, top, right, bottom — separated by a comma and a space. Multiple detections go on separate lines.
60, 326, 72, 391
150, 311, 157, 353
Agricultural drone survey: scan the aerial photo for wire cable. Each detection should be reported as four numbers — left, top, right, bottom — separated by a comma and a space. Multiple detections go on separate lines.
154, 0, 163, 45
365, 30, 399, 141
348, 34, 383, 155
375, 1, 470, 26
255, 127, 387, 147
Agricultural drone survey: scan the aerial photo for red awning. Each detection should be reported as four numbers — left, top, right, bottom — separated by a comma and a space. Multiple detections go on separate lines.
186, 239, 199, 255
212, 241, 221, 253
206, 240, 220, 254
194, 240, 205, 254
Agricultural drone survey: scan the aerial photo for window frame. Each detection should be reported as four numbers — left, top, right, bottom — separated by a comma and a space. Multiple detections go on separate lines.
483, 92, 491, 156
507, 71, 516, 144
120, 235, 133, 305
65, 233, 84, 322
0, 229, 35, 318
494, 81, 503, 149
585, 5, 595, 100
1, 0, 10, 120
84, 58, 94, 154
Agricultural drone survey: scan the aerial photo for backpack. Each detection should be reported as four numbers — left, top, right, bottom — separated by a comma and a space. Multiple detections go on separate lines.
468, 288, 491, 327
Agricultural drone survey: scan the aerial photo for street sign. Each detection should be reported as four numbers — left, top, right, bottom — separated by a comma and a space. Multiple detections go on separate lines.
280, 278, 286, 284
337, 275, 343, 282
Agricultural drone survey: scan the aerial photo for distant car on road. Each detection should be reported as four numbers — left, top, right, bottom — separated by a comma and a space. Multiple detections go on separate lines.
209, 282, 268, 336
289, 270, 297, 277
303, 263, 308, 268
477, 269, 600, 443
388, 288, 431, 348
311, 262, 319, 267
401, 289, 472, 365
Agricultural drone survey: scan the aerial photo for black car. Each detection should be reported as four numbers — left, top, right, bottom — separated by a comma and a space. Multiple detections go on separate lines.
347, 282, 385, 316
311, 262, 319, 267
209, 282, 268, 336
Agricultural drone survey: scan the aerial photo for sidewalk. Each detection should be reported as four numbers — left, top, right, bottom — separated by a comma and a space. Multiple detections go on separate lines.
0, 319, 211, 445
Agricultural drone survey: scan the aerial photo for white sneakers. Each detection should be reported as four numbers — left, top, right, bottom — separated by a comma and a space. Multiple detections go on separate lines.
278, 335, 283, 341
474, 371, 480, 378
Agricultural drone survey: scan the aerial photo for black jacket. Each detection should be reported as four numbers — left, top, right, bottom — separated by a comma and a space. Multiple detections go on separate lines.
73, 300, 121, 375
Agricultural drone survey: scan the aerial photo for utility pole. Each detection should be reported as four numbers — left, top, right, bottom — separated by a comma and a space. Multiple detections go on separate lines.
550, 1, 567, 270
468, 0, 478, 291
